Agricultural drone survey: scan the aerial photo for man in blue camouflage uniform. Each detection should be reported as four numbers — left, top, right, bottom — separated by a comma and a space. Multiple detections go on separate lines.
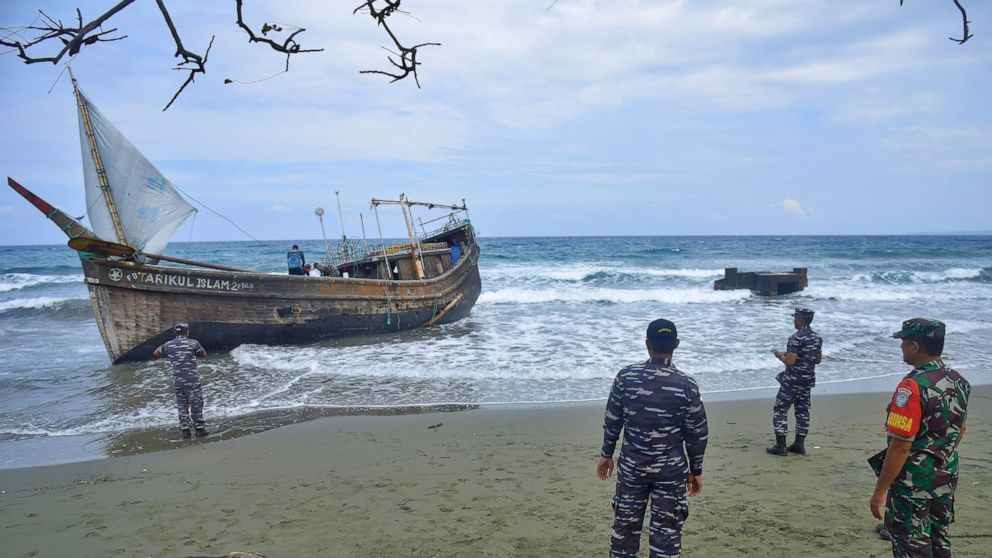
767, 307, 823, 456
870, 319, 970, 558
597, 318, 708, 558
153, 323, 209, 438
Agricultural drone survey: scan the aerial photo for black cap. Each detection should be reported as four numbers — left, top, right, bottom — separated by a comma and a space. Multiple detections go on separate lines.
793, 307, 815, 319
646, 318, 677, 347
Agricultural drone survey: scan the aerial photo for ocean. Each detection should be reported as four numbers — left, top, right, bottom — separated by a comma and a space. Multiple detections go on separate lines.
1, 235, 990, 468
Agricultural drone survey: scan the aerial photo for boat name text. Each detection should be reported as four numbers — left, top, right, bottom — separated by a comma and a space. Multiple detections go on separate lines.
108, 268, 254, 291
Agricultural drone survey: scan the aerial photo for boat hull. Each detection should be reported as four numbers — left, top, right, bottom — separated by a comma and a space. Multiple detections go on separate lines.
82, 246, 482, 363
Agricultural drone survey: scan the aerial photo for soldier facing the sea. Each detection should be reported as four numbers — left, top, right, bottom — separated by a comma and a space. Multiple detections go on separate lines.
767, 307, 823, 456
870, 318, 970, 557
597, 318, 708, 557
153, 323, 209, 438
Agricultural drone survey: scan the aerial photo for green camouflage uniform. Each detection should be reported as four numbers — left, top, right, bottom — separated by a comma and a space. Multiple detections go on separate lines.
884, 359, 970, 558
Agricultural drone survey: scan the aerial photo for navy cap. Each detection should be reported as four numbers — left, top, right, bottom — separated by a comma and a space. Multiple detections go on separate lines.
174, 322, 189, 331
646, 318, 677, 346
793, 308, 815, 319
892, 318, 945, 339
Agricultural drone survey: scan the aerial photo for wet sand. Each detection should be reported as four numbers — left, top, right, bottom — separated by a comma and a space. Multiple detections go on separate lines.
2, 385, 990, 557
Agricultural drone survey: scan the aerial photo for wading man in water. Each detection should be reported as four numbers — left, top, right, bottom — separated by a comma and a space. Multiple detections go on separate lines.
767, 307, 823, 456
153, 323, 209, 438
597, 318, 708, 557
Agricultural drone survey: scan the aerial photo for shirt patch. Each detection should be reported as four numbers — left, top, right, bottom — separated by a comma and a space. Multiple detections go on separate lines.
887, 412, 913, 433
894, 387, 912, 408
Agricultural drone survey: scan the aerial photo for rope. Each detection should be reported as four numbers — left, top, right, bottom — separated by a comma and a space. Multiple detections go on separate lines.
169, 183, 269, 245
385, 288, 393, 327
184, 210, 197, 260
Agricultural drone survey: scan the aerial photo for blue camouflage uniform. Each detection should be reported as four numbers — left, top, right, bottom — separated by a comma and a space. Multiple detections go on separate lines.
602, 357, 709, 558
155, 335, 207, 431
773, 326, 823, 437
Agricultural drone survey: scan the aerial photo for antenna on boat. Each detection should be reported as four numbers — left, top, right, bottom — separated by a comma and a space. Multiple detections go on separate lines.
335, 190, 347, 242
359, 213, 370, 256
315, 207, 329, 254
372, 203, 392, 280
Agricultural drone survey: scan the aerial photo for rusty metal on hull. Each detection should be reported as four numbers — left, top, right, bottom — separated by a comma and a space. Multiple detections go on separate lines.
83, 239, 482, 363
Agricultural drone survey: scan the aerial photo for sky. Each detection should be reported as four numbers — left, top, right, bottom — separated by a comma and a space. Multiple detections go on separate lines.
0, 0, 990, 245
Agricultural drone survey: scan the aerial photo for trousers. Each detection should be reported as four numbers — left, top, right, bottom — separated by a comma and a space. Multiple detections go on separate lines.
174, 382, 205, 430
610, 475, 688, 558
772, 385, 811, 437
885, 482, 956, 558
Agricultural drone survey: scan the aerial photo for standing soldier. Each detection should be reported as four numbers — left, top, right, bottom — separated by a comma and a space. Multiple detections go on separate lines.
870, 319, 970, 557
153, 323, 209, 438
597, 318, 708, 557
767, 307, 823, 456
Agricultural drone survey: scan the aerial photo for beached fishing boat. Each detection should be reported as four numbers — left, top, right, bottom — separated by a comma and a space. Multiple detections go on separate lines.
7, 77, 481, 364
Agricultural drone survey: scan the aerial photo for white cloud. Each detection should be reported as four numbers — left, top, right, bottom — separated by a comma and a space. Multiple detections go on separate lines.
778, 199, 809, 216
0, 206, 15, 214
272, 205, 293, 213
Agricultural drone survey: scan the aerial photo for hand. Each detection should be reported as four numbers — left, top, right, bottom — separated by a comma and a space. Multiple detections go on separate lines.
869, 489, 886, 520
597, 456, 614, 480
687, 474, 703, 496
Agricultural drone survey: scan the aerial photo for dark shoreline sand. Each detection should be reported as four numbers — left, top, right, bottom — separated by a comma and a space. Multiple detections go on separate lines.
2, 386, 990, 557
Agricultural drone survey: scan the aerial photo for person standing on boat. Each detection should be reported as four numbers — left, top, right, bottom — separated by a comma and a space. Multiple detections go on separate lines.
153, 323, 209, 438
597, 318, 708, 557
287, 244, 306, 275
767, 307, 823, 456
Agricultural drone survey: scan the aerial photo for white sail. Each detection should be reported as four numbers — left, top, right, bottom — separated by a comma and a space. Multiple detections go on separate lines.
77, 87, 195, 256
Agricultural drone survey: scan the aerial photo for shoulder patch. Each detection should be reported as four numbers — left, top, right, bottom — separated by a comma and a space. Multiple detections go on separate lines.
894, 387, 912, 408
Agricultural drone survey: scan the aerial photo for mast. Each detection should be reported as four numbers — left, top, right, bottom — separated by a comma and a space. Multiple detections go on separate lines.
69, 67, 128, 246
398, 194, 425, 279
370, 194, 468, 280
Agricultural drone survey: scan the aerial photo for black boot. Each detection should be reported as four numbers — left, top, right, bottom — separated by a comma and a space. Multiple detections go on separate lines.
787, 435, 806, 455
181, 428, 192, 439
766, 434, 788, 456
194, 427, 210, 437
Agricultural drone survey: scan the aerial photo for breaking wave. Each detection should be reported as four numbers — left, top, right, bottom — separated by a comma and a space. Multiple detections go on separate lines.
478, 286, 750, 305
854, 268, 990, 284
0, 297, 91, 318
0, 273, 83, 293
484, 265, 724, 283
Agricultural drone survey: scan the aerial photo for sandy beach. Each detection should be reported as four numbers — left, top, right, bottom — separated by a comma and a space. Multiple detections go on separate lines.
2, 385, 990, 557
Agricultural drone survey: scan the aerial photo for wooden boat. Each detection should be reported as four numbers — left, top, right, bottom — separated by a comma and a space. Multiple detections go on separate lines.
6, 77, 481, 364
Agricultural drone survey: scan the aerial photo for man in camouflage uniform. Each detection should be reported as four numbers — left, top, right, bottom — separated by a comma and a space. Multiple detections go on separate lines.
153, 323, 209, 438
597, 318, 708, 558
767, 307, 823, 456
870, 319, 970, 558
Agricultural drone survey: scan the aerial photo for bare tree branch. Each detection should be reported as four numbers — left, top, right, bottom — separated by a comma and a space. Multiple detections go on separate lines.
947, 0, 974, 44
354, 0, 439, 87
234, 0, 323, 72
0, 0, 133, 64
0, 0, 325, 110
163, 35, 214, 111
900, 0, 973, 44
154, 0, 212, 110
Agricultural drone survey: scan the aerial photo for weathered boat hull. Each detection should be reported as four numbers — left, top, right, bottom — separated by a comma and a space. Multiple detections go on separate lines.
82, 244, 481, 363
